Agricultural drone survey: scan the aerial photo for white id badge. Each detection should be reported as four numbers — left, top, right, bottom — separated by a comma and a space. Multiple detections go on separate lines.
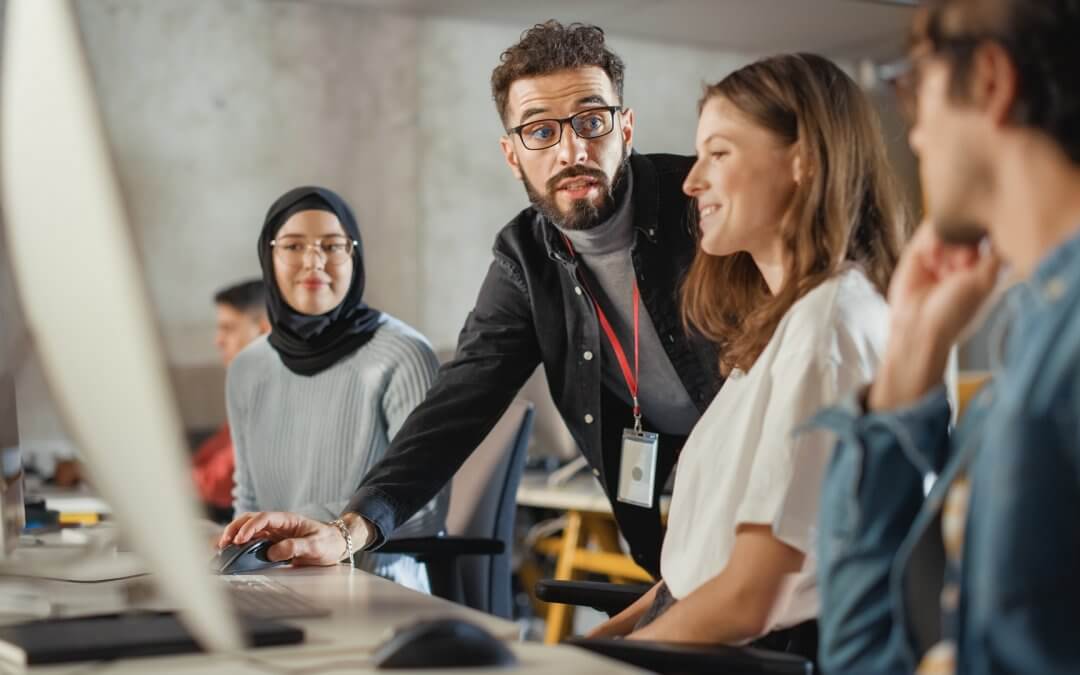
617, 429, 659, 508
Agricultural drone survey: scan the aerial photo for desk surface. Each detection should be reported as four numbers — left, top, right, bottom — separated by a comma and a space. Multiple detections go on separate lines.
23, 563, 645, 674
516, 471, 670, 514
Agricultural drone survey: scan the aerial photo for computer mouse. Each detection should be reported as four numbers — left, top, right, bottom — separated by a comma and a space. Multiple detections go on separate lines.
372, 617, 517, 669
213, 538, 289, 575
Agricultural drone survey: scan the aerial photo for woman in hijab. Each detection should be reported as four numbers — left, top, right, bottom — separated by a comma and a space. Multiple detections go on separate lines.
224, 186, 448, 592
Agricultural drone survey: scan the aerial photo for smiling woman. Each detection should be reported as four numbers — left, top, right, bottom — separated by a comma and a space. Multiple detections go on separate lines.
586, 54, 911, 659
683, 53, 909, 376
269, 211, 357, 317
220, 186, 450, 593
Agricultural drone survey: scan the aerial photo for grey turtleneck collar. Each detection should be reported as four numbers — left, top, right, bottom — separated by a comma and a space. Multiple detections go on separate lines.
548, 163, 700, 436
555, 166, 635, 256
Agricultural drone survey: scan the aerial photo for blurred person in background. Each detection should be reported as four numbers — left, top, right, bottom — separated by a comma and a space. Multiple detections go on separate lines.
192, 279, 269, 523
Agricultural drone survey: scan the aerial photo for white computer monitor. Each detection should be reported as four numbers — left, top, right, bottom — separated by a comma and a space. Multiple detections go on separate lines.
0, 0, 240, 651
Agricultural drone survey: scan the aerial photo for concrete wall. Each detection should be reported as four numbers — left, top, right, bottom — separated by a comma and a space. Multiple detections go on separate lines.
62, 0, 777, 433
77, 0, 421, 365
10, 0, 918, 444
72, 0, 420, 430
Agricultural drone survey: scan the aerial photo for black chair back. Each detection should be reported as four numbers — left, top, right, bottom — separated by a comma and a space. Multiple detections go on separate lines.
445, 400, 534, 617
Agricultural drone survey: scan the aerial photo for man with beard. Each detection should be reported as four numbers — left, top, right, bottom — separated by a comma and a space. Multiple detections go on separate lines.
221, 21, 720, 578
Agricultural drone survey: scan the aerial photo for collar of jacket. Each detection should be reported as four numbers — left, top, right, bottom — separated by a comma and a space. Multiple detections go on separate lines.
540, 150, 661, 265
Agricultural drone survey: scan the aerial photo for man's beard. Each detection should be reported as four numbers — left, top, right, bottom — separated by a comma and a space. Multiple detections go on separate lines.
521, 147, 629, 231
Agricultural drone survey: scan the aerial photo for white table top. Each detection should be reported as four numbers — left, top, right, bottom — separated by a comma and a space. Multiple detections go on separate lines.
516, 471, 670, 515
34, 487, 111, 516
225, 565, 521, 649
17, 557, 646, 674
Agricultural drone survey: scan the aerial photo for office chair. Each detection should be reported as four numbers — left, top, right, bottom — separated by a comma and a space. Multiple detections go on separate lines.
536, 579, 813, 673
566, 635, 813, 675
379, 400, 535, 618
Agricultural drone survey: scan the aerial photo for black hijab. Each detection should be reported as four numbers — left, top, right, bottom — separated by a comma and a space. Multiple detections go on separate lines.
257, 186, 382, 376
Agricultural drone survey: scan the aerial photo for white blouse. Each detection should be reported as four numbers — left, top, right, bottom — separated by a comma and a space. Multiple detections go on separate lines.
660, 267, 890, 633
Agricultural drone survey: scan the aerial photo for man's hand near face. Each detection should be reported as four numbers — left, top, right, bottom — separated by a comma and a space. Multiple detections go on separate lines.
869, 222, 1001, 412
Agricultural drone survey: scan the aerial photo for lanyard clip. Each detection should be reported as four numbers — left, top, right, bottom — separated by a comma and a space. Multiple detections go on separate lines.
632, 396, 643, 434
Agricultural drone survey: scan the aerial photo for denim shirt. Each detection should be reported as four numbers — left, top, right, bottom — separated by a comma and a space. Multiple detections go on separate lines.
812, 230, 1080, 674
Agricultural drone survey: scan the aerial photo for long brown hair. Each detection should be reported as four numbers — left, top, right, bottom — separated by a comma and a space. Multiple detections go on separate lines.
682, 53, 910, 376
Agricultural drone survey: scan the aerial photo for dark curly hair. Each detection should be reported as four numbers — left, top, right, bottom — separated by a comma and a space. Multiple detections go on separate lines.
490, 20, 625, 127
919, 0, 1080, 164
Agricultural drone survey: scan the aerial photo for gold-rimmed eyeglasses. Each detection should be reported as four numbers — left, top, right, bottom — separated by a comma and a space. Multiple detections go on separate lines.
270, 237, 357, 266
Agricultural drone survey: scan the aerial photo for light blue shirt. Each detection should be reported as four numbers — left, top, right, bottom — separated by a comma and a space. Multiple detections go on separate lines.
812, 229, 1080, 674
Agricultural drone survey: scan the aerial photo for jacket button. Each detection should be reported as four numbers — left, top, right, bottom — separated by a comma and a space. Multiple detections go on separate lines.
666, 334, 675, 343
592, 468, 600, 477
583, 351, 593, 361
584, 414, 594, 424
574, 286, 583, 295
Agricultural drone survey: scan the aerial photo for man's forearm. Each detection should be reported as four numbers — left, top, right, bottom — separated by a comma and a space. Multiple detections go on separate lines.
335, 256, 541, 551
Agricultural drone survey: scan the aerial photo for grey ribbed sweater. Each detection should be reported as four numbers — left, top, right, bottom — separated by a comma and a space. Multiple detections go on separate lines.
227, 314, 449, 591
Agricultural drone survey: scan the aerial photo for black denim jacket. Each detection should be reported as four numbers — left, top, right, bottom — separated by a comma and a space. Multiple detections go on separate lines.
346, 152, 722, 576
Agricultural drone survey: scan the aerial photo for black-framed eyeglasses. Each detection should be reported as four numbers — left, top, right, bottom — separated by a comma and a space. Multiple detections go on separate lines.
508, 106, 624, 151
270, 237, 358, 266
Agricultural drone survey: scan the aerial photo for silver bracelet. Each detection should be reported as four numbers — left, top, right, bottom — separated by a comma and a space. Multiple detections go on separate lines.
328, 518, 354, 567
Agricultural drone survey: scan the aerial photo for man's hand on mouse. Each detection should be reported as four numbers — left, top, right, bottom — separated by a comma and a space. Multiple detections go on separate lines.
219, 511, 375, 566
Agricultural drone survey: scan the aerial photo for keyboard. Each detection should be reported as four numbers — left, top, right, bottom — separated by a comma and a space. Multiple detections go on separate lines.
221, 575, 331, 620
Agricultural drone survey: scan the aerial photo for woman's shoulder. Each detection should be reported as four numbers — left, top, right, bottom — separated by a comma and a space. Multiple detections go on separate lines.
343, 313, 439, 370
229, 334, 276, 373
226, 335, 277, 391
774, 267, 889, 364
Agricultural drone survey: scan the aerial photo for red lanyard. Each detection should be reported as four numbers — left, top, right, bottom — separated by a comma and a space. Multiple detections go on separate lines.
561, 234, 642, 431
